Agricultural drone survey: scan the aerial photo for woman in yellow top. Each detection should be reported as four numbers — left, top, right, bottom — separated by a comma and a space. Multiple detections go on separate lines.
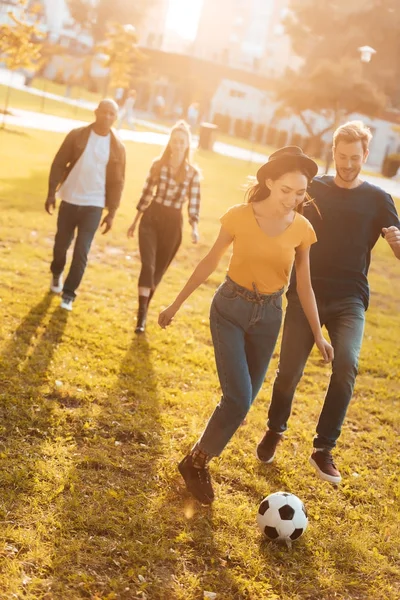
158, 146, 334, 505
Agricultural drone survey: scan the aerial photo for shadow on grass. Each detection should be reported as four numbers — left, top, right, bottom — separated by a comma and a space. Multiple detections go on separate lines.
46, 336, 165, 599
0, 124, 30, 136
0, 294, 68, 514
42, 332, 247, 599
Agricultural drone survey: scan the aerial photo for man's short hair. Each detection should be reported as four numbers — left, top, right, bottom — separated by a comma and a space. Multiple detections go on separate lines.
333, 121, 372, 153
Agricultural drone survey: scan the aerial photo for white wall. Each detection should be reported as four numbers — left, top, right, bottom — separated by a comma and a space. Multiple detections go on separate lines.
42, 0, 70, 39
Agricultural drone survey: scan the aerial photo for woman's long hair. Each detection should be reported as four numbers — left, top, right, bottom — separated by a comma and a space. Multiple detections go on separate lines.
246, 163, 319, 215
151, 120, 192, 184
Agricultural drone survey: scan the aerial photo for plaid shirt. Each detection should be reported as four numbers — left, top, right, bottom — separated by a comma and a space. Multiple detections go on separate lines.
136, 161, 201, 224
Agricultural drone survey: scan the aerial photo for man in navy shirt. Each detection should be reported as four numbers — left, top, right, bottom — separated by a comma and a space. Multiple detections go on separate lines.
257, 121, 400, 483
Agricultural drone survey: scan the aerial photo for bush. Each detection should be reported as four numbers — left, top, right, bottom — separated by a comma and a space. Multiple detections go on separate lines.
382, 153, 400, 178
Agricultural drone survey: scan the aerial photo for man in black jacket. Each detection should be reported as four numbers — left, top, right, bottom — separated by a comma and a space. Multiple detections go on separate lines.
45, 99, 126, 310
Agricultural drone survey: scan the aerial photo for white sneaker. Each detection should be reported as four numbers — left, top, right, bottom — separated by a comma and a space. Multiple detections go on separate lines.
60, 297, 73, 311
50, 274, 63, 294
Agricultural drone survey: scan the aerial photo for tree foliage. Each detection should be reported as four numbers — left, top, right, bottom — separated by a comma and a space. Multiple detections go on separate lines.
0, 2, 43, 71
97, 23, 146, 92
276, 58, 386, 137
285, 0, 400, 106
0, 0, 44, 125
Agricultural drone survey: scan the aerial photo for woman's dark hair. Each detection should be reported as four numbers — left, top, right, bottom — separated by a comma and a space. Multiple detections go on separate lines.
246, 163, 318, 215
152, 120, 191, 184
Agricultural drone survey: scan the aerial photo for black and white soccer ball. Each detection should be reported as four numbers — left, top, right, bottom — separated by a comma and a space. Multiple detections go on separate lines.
257, 491, 308, 541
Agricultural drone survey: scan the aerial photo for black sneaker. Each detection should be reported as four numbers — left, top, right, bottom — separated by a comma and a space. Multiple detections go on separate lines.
178, 454, 214, 505
256, 430, 283, 463
309, 449, 342, 484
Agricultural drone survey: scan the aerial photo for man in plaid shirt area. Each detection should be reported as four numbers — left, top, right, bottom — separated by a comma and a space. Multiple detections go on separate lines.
127, 120, 201, 333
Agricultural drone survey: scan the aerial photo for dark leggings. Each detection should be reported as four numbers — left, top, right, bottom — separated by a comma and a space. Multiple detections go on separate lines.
138, 202, 183, 289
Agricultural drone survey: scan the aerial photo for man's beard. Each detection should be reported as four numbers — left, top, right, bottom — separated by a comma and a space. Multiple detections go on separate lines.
336, 166, 361, 183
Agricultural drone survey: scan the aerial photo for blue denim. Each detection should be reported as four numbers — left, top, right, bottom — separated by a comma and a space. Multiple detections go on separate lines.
197, 277, 283, 457
267, 293, 365, 449
51, 201, 103, 300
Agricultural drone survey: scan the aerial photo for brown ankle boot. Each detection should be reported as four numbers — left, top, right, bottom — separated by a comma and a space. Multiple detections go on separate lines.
135, 295, 148, 334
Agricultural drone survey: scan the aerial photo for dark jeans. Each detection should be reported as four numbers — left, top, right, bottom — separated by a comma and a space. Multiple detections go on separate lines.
50, 201, 103, 300
197, 277, 284, 457
267, 293, 365, 449
138, 202, 183, 289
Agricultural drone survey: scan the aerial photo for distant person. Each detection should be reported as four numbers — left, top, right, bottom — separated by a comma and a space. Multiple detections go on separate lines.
173, 101, 183, 121
114, 87, 125, 107
154, 94, 165, 118
117, 89, 137, 130
187, 102, 199, 130
127, 120, 200, 334
45, 99, 126, 311
158, 146, 333, 505
257, 121, 400, 484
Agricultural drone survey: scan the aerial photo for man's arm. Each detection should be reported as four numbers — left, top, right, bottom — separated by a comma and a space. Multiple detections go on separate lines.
383, 226, 400, 259
380, 192, 400, 260
45, 130, 76, 213
101, 144, 126, 234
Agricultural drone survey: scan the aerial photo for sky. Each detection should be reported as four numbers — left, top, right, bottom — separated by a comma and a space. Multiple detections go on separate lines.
165, 0, 204, 40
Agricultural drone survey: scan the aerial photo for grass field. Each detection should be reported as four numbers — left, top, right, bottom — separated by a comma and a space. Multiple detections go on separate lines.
0, 125, 399, 600
0, 81, 94, 122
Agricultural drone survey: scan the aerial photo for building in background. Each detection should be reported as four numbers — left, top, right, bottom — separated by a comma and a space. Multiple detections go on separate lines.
137, 0, 170, 50
192, 0, 300, 76
41, 0, 70, 40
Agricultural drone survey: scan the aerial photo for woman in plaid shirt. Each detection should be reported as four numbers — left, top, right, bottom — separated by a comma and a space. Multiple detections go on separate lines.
127, 121, 201, 333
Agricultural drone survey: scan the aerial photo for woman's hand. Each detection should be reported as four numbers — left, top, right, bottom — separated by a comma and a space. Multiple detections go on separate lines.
127, 222, 136, 238
191, 223, 199, 244
158, 304, 179, 329
315, 335, 334, 363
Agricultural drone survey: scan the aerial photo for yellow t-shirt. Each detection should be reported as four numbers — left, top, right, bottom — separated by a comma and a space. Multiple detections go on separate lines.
220, 203, 317, 294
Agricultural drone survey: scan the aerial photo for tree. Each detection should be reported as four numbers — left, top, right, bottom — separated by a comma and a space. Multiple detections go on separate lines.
278, 0, 398, 170
285, 0, 400, 107
67, 0, 157, 42
276, 58, 386, 170
97, 23, 146, 94
0, 0, 44, 127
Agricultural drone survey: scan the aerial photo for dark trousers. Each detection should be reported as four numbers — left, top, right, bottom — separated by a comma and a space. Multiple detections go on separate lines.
50, 201, 103, 299
138, 202, 183, 289
267, 294, 365, 449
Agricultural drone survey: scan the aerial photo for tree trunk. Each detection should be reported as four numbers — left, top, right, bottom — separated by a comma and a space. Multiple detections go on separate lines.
1, 71, 14, 129
304, 135, 324, 158
324, 109, 342, 174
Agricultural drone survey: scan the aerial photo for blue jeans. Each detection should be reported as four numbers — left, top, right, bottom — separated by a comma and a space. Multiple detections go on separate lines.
197, 277, 283, 457
51, 201, 103, 300
267, 293, 365, 449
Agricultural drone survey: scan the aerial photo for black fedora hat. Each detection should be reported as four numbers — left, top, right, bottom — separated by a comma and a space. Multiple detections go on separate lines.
257, 146, 318, 184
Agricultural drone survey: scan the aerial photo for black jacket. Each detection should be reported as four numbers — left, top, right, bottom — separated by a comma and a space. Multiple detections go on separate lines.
47, 124, 126, 215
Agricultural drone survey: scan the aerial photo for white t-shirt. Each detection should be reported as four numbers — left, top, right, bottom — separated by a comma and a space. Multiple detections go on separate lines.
59, 130, 111, 208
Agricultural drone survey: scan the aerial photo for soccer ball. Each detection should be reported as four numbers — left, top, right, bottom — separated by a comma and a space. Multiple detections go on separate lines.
256, 491, 308, 541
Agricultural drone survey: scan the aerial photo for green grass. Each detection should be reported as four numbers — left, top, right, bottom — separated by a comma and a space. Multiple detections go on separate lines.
0, 82, 159, 135
0, 81, 94, 122
30, 77, 103, 106
0, 126, 399, 600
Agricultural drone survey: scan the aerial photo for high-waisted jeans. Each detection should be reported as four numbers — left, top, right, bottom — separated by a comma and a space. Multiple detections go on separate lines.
197, 276, 284, 457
